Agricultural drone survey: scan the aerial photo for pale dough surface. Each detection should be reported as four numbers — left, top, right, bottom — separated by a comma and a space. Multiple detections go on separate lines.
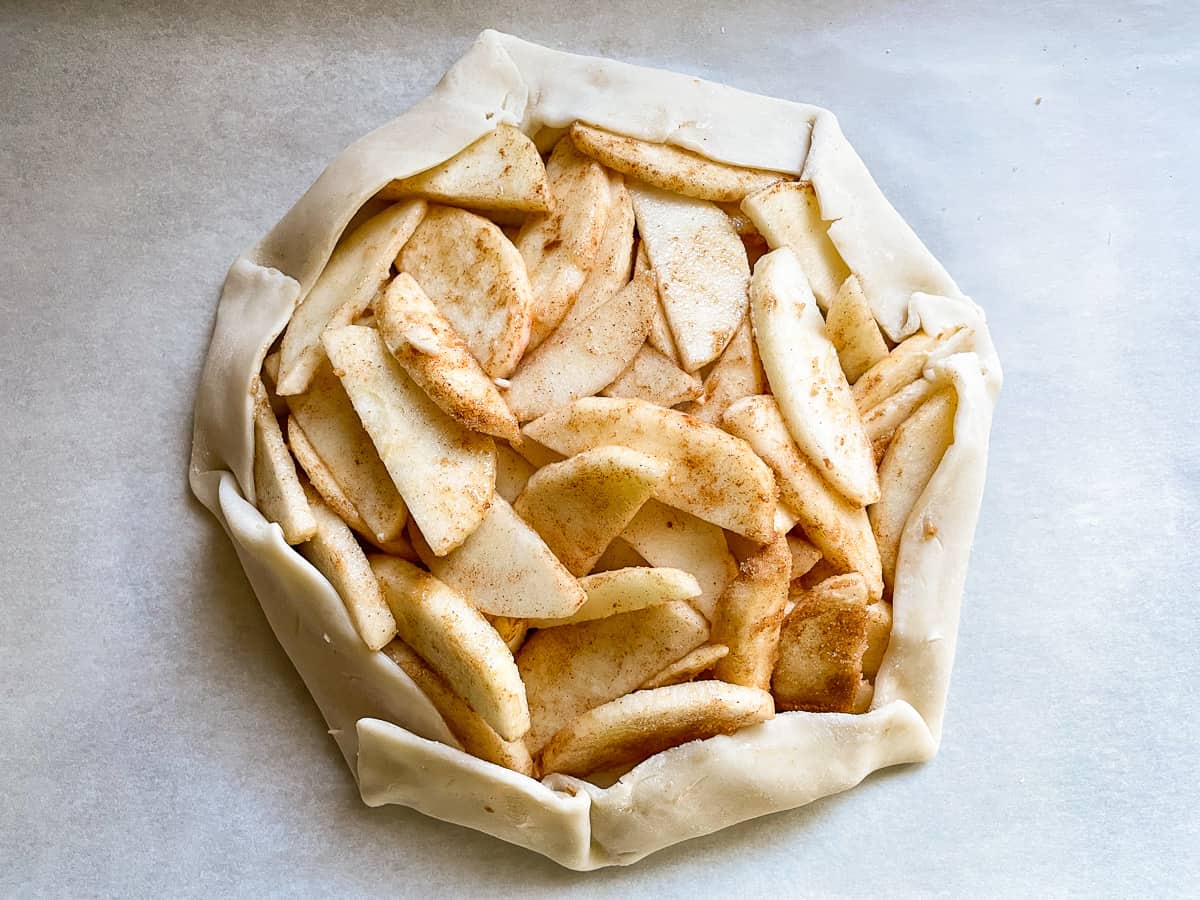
187, 31, 1000, 869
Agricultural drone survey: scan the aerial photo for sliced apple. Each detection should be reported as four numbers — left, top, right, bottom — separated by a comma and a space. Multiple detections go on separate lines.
862, 600, 893, 680
321, 325, 494, 556
516, 600, 709, 752
710, 534, 791, 691
679, 316, 764, 425
375, 272, 519, 441
494, 443, 535, 504
640, 644, 730, 690
502, 264, 654, 422
825, 274, 889, 383
589, 537, 648, 573
570, 123, 784, 202
371, 556, 529, 741
786, 533, 822, 581
287, 359, 408, 544
526, 566, 702, 629
601, 344, 703, 408
740, 180, 848, 310
410, 495, 586, 620
635, 244, 681, 365
398, 205, 533, 378
852, 329, 954, 414
620, 499, 738, 620
553, 173, 635, 333
300, 485, 396, 651
381, 640, 534, 776
870, 388, 957, 590
772, 573, 869, 714
538, 681, 774, 778
251, 380, 315, 544
722, 395, 882, 602
750, 248, 879, 506
276, 199, 426, 395
861, 377, 937, 444
378, 125, 550, 213
513, 446, 667, 576
516, 138, 610, 348
524, 397, 777, 542
630, 183, 750, 371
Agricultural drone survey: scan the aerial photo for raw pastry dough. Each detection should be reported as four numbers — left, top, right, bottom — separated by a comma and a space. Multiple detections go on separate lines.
188, 31, 1001, 869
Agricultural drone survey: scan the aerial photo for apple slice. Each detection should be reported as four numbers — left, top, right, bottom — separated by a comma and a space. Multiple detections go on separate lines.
722, 395, 882, 602
513, 446, 667, 576
553, 173, 635, 332
852, 329, 955, 414
375, 272, 520, 442
631, 183, 750, 371
251, 380, 315, 544
371, 556, 529, 741
502, 263, 654, 422
276, 199, 426, 395
524, 397, 777, 542
287, 359, 408, 544
786, 534, 822, 581
398, 205, 533, 378
621, 499, 738, 620
750, 248, 879, 506
494, 443, 535, 504
640, 644, 730, 690
679, 316, 764, 425
410, 495, 586, 620
379, 125, 550, 213
526, 566, 701, 629
570, 123, 784, 202
740, 181, 848, 310
516, 600, 710, 752
825, 274, 889, 383
321, 325, 494, 556
710, 534, 791, 691
634, 244, 682, 365
601, 344, 703, 408
538, 681, 774, 778
516, 138, 610, 348
870, 388, 957, 590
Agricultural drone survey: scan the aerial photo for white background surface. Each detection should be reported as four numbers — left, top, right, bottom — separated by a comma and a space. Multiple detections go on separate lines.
2, 1, 1197, 896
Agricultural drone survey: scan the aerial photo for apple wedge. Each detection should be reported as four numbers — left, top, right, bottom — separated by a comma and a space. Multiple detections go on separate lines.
371, 556, 529, 741
516, 138, 610, 348
516, 600, 709, 752
276, 199, 426, 395
494, 443, 535, 504
750, 248, 879, 506
740, 181, 848, 310
620, 499, 738, 620
852, 329, 955, 414
711, 534, 792, 691
679, 316, 764, 425
523, 397, 777, 542
538, 681, 774, 778
862, 600, 893, 680
251, 380, 315, 545
502, 263, 654, 422
321, 325, 495, 556
570, 123, 784, 202
553, 173, 635, 333
640, 644, 729, 690
722, 395, 882, 602
300, 486, 397, 651
601, 344, 703, 408
526, 566, 702, 629
381, 640, 534, 776
773, 573, 869, 714
870, 388, 957, 590
861, 377, 937, 444
635, 244, 682, 365
287, 359, 408, 544
786, 534, 822, 581
825, 274, 889, 383
375, 272, 520, 442
378, 125, 550, 213
410, 495, 586, 620
630, 183, 750, 371
398, 205, 533, 378
513, 446, 667, 576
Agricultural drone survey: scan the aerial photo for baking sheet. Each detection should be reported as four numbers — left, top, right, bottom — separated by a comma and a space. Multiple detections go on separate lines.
1, 0, 1197, 895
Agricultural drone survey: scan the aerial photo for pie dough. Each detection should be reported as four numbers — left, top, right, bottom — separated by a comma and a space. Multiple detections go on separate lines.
188, 31, 1001, 869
